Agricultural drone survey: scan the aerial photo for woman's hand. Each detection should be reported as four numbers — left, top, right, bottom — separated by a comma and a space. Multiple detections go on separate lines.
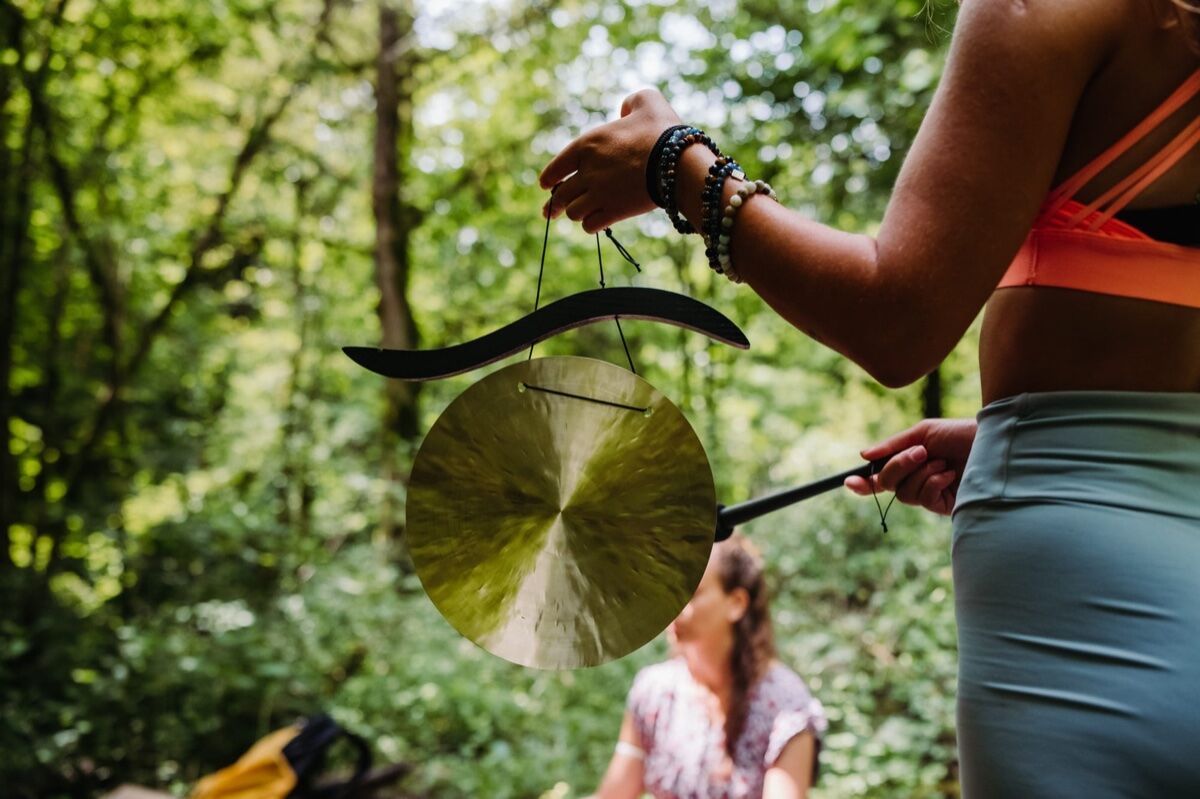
538, 88, 683, 233
587, 711, 645, 799
844, 418, 977, 516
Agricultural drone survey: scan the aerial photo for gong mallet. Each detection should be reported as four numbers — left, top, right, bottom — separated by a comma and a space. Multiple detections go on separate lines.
715, 456, 891, 541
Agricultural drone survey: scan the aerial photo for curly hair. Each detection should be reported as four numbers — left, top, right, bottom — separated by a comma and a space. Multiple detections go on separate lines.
713, 534, 777, 756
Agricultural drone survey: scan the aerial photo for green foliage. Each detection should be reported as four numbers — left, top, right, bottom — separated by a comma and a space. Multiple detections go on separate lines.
2, 0, 970, 796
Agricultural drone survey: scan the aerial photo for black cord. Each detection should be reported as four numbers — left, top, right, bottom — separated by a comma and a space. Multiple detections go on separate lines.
596, 233, 606, 288
595, 232, 638, 374
868, 460, 897, 533
531, 186, 643, 375
604, 228, 641, 272
528, 184, 558, 361
615, 317, 636, 375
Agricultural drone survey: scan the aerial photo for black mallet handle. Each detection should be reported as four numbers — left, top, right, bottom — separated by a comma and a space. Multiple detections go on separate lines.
714, 456, 890, 541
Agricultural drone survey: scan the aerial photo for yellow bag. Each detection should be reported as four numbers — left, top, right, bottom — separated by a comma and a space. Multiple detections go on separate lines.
190, 726, 299, 799
190, 715, 371, 799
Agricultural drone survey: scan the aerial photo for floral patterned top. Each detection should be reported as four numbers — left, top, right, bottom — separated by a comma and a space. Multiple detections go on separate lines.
627, 658, 827, 799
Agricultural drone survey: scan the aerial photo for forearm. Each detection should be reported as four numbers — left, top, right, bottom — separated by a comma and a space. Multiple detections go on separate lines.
544, 1, 1104, 385
675, 146, 955, 387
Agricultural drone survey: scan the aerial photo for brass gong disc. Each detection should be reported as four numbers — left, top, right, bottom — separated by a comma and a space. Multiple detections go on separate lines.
406, 356, 715, 669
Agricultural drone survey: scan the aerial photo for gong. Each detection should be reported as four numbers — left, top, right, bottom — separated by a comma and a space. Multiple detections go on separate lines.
347, 224, 891, 671
406, 356, 715, 669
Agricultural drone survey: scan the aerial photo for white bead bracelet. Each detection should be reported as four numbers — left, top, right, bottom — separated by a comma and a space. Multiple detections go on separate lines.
711, 179, 776, 283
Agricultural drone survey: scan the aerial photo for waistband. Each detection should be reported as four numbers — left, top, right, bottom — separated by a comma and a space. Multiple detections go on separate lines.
954, 391, 1200, 520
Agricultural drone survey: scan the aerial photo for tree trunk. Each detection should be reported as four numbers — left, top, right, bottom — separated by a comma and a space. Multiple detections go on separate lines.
0, 58, 35, 570
372, 1, 421, 544
922, 365, 943, 419
281, 181, 314, 545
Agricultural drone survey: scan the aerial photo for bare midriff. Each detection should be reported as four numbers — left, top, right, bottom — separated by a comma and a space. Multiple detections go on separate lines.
980, 25, 1200, 406
980, 288, 1200, 405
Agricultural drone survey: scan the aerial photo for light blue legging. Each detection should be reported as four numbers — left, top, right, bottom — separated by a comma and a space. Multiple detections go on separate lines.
952, 391, 1200, 798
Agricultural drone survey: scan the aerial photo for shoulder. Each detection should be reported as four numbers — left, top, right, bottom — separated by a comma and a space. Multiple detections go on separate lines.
754, 663, 827, 732
931, 0, 1148, 172
955, 0, 1131, 38
871, 0, 1137, 334
758, 662, 814, 701
632, 658, 688, 690
948, 0, 1132, 70
754, 663, 829, 767
628, 658, 688, 710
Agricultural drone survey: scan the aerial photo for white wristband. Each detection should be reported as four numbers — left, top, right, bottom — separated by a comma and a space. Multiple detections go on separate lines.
615, 740, 645, 761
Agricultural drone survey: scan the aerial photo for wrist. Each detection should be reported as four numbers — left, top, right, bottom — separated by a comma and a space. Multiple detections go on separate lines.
655, 128, 724, 234
676, 145, 722, 228
677, 146, 753, 238
645, 124, 690, 207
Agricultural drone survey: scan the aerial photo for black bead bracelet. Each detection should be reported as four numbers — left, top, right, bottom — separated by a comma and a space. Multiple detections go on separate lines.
701, 159, 744, 275
646, 124, 689, 208
658, 127, 723, 235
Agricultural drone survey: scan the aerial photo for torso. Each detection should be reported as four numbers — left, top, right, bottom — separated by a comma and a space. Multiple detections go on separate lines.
980, 10, 1200, 404
629, 658, 826, 799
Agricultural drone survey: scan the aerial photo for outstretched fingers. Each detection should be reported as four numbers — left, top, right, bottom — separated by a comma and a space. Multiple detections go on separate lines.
563, 191, 597, 223
543, 174, 587, 219
539, 137, 585, 190
582, 210, 615, 235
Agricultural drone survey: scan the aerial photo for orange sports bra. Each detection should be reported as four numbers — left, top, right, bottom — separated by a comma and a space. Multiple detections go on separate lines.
997, 68, 1200, 308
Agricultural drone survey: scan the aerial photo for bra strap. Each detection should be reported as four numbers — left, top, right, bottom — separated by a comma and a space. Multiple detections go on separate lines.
1068, 115, 1200, 229
1045, 68, 1200, 215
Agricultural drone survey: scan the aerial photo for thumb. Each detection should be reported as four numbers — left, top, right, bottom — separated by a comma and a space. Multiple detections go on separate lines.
860, 421, 930, 461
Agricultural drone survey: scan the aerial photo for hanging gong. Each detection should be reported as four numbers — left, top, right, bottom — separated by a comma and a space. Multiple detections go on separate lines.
406, 355, 715, 669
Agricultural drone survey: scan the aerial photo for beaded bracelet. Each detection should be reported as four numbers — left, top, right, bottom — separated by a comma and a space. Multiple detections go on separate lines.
709, 178, 777, 283
701, 157, 742, 226
657, 127, 723, 234
646, 124, 689, 208
701, 158, 744, 272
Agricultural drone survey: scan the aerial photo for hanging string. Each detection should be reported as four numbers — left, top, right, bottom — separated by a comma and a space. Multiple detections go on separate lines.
592, 226, 638, 369
528, 184, 558, 361
867, 459, 897, 533
529, 184, 642, 372
596, 232, 606, 288
615, 319, 636, 375
604, 228, 641, 272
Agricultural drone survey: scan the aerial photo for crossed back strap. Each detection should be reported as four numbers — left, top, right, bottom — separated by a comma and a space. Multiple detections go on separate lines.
1045, 68, 1200, 230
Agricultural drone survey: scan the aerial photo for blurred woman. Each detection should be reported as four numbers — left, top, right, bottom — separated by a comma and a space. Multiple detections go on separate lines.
589, 535, 826, 799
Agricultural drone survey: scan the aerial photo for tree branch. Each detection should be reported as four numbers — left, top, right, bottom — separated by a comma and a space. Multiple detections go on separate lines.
60, 0, 343, 501
19, 3, 123, 385
62, 237, 262, 496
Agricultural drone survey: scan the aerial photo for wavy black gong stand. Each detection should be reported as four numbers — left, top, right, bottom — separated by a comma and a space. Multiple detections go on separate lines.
344, 286, 749, 380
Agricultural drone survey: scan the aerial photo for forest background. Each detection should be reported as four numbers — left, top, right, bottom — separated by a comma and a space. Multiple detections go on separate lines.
1, 0, 978, 796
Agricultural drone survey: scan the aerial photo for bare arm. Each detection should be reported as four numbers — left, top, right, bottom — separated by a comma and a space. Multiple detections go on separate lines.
541, 0, 1124, 386
761, 732, 816, 799
587, 712, 645, 799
